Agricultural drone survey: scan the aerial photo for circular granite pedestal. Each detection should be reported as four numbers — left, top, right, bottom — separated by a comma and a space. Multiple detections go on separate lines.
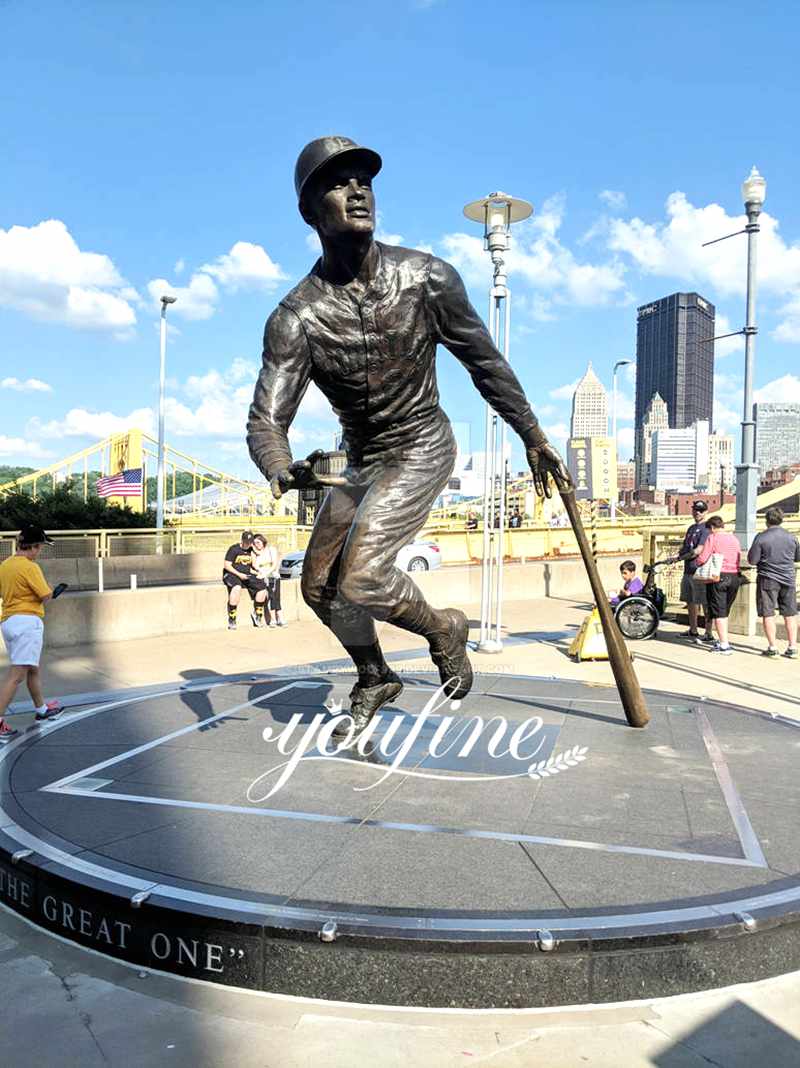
1, 670, 799, 1007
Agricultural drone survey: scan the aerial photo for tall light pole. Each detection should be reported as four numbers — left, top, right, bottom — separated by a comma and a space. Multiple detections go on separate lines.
157, 294, 177, 531
611, 358, 633, 520
702, 166, 766, 552
737, 166, 766, 552
463, 192, 533, 652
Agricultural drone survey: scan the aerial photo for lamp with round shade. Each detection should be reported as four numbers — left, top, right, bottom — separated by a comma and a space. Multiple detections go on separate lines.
741, 166, 766, 209
463, 192, 533, 251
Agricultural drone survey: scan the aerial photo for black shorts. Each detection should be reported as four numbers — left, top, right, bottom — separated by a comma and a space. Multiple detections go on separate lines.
757, 577, 798, 618
706, 574, 742, 621
223, 574, 266, 597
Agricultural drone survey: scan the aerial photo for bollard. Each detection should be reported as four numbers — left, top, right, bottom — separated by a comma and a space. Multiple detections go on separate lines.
98, 557, 104, 593
130, 574, 137, 591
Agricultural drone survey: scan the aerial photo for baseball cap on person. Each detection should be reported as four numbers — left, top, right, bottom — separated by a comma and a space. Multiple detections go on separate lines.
692, 500, 708, 513
240, 530, 254, 542
19, 525, 54, 545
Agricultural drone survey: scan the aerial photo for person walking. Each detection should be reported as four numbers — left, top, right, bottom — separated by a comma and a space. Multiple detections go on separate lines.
251, 534, 286, 627
222, 531, 268, 629
675, 500, 714, 644
694, 515, 742, 656
748, 507, 800, 659
0, 525, 66, 740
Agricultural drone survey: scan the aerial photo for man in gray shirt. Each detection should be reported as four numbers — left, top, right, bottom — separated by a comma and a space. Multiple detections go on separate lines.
748, 507, 800, 658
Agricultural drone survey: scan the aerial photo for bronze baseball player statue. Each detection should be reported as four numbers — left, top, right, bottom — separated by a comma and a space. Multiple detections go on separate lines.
247, 136, 571, 731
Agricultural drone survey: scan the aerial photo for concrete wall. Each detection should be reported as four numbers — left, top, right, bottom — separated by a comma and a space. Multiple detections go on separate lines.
37, 551, 225, 592
40, 555, 639, 649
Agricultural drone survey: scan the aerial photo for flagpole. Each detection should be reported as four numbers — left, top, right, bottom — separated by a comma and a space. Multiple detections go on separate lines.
157, 295, 176, 545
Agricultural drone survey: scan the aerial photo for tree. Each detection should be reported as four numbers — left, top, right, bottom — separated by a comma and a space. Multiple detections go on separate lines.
0, 481, 156, 530
0, 465, 36, 485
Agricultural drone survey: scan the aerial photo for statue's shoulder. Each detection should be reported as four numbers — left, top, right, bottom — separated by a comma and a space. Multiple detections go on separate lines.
276, 270, 321, 316
377, 241, 433, 276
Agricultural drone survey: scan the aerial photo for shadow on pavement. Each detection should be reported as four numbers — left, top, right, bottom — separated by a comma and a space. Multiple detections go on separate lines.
652, 999, 800, 1068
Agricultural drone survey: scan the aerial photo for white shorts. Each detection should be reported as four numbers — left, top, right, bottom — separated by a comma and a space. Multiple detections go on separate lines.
1, 615, 44, 667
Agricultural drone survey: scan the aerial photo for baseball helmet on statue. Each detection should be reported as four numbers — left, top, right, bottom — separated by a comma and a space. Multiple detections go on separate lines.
294, 135, 382, 202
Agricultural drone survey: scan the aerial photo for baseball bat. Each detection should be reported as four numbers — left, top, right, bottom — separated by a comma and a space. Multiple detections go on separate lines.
560, 488, 650, 728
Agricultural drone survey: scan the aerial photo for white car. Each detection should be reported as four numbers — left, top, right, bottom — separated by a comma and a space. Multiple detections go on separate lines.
279, 540, 442, 579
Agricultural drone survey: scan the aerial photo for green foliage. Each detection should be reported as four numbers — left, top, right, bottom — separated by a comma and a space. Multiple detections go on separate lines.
0, 465, 36, 484
0, 481, 156, 530
144, 472, 219, 502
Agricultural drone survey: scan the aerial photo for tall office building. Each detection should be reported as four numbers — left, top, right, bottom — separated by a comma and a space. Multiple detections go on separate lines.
635, 391, 669, 488
635, 291, 715, 439
706, 432, 734, 493
617, 460, 635, 493
651, 421, 709, 493
755, 403, 800, 476
570, 362, 608, 437
566, 436, 618, 502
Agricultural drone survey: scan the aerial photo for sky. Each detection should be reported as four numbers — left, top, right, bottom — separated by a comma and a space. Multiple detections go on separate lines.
2, 0, 800, 479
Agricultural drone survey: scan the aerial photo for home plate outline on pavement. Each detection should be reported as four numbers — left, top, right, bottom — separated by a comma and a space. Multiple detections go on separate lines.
36, 677, 769, 870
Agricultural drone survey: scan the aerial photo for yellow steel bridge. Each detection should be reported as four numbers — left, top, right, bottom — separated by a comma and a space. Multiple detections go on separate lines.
0, 429, 277, 524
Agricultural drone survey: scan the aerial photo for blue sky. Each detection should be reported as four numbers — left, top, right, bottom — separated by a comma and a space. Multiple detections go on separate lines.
2, 0, 800, 478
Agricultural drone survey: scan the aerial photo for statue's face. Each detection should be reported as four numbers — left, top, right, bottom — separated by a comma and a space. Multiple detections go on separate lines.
303, 159, 375, 239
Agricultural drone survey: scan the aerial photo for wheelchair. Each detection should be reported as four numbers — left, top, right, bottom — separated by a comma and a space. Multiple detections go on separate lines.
613, 560, 670, 640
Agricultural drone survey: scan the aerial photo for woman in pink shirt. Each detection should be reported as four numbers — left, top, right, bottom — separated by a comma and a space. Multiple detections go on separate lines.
695, 515, 742, 655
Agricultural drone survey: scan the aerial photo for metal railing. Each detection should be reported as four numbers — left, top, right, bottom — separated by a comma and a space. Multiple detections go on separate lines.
0, 524, 310, 560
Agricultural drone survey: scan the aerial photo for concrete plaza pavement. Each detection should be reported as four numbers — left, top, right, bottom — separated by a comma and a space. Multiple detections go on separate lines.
2, 592, 800, 1066
8, 593, 800, 723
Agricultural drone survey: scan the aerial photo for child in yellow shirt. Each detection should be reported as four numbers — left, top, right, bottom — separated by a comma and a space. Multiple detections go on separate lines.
0, 525, 67, 740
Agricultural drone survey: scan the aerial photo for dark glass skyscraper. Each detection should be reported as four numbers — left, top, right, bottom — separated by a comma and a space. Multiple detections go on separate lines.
634, 292, 715, 436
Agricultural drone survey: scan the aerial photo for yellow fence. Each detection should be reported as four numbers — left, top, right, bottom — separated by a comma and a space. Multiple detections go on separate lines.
0, 524, 313, 562
2, 513, 799, 568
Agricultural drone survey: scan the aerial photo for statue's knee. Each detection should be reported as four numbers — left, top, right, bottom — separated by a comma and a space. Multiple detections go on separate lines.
339, 564, 380, 609
300, 570, 323, 609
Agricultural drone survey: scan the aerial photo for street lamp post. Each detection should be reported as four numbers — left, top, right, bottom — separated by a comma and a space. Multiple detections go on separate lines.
736, 166, 766, 553
157, 295, 177, 532
463, 192, 533, 652
611, 358, 633, 521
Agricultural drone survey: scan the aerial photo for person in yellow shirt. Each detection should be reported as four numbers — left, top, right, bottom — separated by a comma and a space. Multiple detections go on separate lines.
0, 525, 68, 740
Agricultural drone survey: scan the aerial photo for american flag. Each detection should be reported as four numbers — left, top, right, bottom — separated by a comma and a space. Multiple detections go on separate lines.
97, 468, 143, 498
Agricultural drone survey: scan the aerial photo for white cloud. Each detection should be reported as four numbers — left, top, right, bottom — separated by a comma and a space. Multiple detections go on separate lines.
441, 194, 628, 315
614, 389, 634, 422
0, 219, 137, 332
616, 426, 634, 457
174, 258, 185, 275
199, 241, 286, 291
148, 241, 286, 321
713, 312, 745, 357
772, 294, 800, 342
2, 377, 53, 393
754, 374, 800, 404
31, 406, 155, 440
599, 190, 627, 210
543, 421, 570, 448
606, 191, 800, 342
549, 378, 580, 400
535, 403, 557, 418
22, 354, 339, 459
375, 212, 404, 246
305, 231, 322, 253
0, 435, 52, 460
147, 273, 218, 321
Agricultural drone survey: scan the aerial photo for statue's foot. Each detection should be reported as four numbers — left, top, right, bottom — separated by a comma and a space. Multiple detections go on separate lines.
430, 608, 473, 700
332, 672, 404, 739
